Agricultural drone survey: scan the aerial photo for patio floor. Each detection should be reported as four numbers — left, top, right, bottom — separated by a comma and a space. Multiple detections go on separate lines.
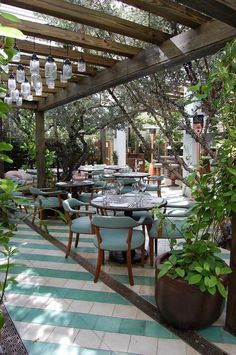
3, 186, 236, 355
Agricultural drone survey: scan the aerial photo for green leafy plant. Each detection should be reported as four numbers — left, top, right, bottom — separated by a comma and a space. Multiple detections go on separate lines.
112, 150, 118, 165
154, 39, 236, 299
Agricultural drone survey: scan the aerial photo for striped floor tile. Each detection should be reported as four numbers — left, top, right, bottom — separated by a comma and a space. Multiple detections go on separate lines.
2, 218, 235, 355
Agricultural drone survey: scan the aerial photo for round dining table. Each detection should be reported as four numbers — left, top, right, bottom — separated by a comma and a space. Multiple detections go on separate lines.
113, 172, 149, 179
56, 180, 94, 198
91, 193, 167, 263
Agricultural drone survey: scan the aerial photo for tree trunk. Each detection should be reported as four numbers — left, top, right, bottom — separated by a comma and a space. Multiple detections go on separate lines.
100, 128, 106, 164
35, 111, 46, 187
0, 118, 5, 178
225, 213, 236, 336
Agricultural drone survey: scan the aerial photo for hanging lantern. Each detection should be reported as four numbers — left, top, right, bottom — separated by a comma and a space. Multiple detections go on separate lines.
4, 94, 12, 105
26, 94, 33, 101
8, 74, 16, 91
11, 89, 20, 102
77, 56, 86, 72
16, 64, 25, 83
16, 95, 23, 106
12, 42, 21, 62
45, 55, 57, 80
62, 58, 72, 80
21, 79, 31, 99
46, 77, 55, 89
30, 53, 40, 74
31, 73, 43, 95
60, 72, 68, 83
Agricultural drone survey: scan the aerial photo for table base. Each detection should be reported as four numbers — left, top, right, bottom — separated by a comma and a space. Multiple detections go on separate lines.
109, 248, 148, 264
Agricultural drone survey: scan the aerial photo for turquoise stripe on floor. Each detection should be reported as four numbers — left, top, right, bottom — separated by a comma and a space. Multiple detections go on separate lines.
7, 305, 176, 339
13, 252, 76, 264
24, 340, 136, 355
6, 284, 129, 305
14, 233, 92, 243
8, 264, 155, 286
199, 326, 236, 345
9, 241, 97, 253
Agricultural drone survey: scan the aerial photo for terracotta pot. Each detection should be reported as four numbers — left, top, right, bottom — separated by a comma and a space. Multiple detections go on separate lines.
155, 252, 227, 330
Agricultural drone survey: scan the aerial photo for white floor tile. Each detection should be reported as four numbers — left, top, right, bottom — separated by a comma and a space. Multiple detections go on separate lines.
100, 332, 131, 352
67, 300, 93, 313
46, 326, 79, 345
157, 339, 187, 355
90, 302, 115, 316
128, 335, 158, 355
112, 304, 137, 319
73, 329, 104, 348
21, 323, 55, 342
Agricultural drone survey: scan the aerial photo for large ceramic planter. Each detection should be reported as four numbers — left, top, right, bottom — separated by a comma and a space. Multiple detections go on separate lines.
155, 252, 227, 330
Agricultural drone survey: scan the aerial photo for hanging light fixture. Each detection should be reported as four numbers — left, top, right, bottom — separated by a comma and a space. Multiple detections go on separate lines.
30, 38, 40, 74
21, 79, 31, 100
31, 72, 42, 96
30, 53, 40, 74
45, 55, 57, 79
4, 94, 12, 105
16, 64, 25, 83
62, 46, 72, 80
16, 95, 23, 106
11, 88, 20, 102
8, 74, 16, 91
12, 41, 21, 62
77, 54, 86, 72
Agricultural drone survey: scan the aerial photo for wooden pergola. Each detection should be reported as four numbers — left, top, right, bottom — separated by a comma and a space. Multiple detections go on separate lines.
1, 0, 236, 338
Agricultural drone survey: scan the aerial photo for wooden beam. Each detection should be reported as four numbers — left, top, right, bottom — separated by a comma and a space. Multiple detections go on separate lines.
119, 0, 210, 28
0, 17, 142, 57
174, 0, 236, 27
2, 0, 170, 44
17, 40, 118, 68
38, 20, 236, 111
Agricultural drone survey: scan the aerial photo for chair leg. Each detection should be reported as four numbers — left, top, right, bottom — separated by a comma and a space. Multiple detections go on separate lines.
94, 249, 103, 283
126, 249, 134, 286
39, 209, 43, 228
149, 237, 154, 266
32, 207, 37, 224
65, 230, 73, 258
141, 243, 145, 267
75, 233, 80, 247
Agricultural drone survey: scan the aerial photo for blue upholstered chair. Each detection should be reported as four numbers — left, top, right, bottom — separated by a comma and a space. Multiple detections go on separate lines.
92, 215, 145, 286
63, 198, 95, 258
30, 187, 65, 226
144, 175, 164, 197
148, 201, 194, 266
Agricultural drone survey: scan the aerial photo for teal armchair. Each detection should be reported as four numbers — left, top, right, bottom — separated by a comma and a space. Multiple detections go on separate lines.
62, 198, 95, 258
92, 215, 145, 286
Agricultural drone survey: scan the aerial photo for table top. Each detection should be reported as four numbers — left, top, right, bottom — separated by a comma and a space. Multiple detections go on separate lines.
91, 194, 166, 212
113, 172, 149, 179
56, 180, 94, 188
79, 165, 121, 173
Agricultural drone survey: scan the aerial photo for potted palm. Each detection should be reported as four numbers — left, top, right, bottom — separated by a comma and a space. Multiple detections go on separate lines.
154, 38, 236, 330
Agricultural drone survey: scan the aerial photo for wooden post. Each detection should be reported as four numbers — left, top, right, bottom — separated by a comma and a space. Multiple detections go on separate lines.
225, 213, 236, 336
35, 110, 46, 187
100, 128, 106, 164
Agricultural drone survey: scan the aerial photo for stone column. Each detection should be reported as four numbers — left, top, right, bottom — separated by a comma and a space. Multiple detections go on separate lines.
35, 110, 46, 187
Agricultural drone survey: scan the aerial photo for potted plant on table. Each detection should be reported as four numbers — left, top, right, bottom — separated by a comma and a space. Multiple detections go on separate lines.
153, 38, 236, 330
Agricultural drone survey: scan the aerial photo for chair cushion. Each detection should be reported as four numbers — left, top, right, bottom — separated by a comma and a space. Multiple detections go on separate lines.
149, 218, 186, 239
145, 184, 160, 192
71, 216, 92, 234
93, 228, 144, 251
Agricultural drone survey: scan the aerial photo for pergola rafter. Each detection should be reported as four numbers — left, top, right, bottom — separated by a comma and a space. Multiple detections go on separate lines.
1, 0, 235, 111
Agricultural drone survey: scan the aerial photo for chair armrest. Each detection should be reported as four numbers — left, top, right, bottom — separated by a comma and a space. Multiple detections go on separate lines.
70, 208, 96, 216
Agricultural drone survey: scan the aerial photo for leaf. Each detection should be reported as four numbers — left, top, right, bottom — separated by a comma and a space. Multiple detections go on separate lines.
188, 274, 202, 285
219, 267, 232, 275
0, 26, 24, 39
217, 281, 227, 298
175, 267, 185, 278
0, 101, 11, 114
0, 12, 21, 23
0, 312, 4, 329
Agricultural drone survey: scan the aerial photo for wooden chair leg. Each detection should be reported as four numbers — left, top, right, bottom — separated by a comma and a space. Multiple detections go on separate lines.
75, 233, 80, 247
39, 209, 43, 228
65, 230, 73, 258
149, 237, 154, 266
32, 207, 37, 224
141, 243, 145, 267
94, 249, 103, 283
126, 249, 134, 286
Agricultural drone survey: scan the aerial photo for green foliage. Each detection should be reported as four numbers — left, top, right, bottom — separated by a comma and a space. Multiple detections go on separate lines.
158, 240, 231, 298
112, 151, 118, 165
155, 39, 236, 299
